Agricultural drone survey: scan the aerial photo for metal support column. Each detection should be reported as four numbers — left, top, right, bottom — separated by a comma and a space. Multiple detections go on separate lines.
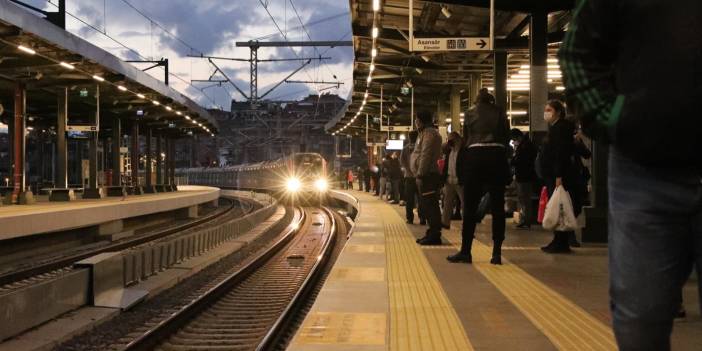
111, 117, 121, 186
8, 82, 33, 204
144, 127, 155, 193
250, 45, 258, 105
56, 87, 68, 189
529, 11, 548, 132
469, 74, 480, 109
582, 142, 609, 243
494, 51, 508, 111
450, 86, 462, 134
130, 120, 143, 194
83, 85, 102, 198
156, 134, 162, 185
166, 137, 176, 190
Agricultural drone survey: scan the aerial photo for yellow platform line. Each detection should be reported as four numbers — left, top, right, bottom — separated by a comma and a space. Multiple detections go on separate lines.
378, 204, 474, 351
444, 231, 617, 351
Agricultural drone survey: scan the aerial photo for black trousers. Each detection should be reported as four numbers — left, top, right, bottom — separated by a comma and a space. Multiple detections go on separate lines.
419, 172, 442, 238
460, 147, 508, 253
404, 177, 424, 222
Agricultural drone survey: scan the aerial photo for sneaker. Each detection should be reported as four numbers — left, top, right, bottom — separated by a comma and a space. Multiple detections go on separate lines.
490, 256, 502, 265
419, 219, 427, 225
569, 239, 582, 248
447, 252, 472, 263
516, 223, 531, 230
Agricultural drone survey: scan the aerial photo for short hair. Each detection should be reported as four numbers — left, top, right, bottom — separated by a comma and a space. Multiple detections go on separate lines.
408, 130, 418, 143
547, 99, 566, 119
417, 110, 433, 124
448, 131, 461, 140
510, 128, 524, 139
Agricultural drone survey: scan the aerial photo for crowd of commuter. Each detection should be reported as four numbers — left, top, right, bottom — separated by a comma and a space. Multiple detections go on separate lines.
339, 1, 701, 349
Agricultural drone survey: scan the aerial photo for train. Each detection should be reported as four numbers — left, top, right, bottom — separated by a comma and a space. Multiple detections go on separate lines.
176, 153, 329, 202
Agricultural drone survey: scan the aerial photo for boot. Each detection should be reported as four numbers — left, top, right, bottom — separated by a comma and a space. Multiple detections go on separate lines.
491, 240, 503, 265
447, 238, 472, 263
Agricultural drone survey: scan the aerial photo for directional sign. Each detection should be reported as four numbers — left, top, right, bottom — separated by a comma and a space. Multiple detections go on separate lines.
380, 125, 413, 132
67, 125, 99, 132
411, 37, 491, 52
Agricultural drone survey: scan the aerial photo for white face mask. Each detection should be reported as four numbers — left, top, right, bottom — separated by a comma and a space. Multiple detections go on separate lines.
544, 111, 553, 122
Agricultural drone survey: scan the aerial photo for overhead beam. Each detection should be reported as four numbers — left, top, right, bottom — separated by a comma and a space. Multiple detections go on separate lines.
235, 41, 353, 48
419, 0, 574, 12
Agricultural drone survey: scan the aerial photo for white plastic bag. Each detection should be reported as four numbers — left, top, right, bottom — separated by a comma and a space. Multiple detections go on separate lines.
542, 186, 578, 231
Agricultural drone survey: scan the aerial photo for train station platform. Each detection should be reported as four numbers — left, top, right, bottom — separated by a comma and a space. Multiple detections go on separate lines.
0, 185, 219, 240
290, 191, 701, 350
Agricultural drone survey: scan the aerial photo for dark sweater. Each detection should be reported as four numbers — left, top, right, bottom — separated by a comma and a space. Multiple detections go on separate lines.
540, 118, 576, 180
511, 136, 537, 183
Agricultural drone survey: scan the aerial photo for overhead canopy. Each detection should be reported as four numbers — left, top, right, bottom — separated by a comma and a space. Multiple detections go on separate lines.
0, 2, 217, 136
328, 0, 572, 136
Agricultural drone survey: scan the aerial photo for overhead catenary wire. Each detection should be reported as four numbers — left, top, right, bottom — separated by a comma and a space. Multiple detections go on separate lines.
41, 0, 219, 106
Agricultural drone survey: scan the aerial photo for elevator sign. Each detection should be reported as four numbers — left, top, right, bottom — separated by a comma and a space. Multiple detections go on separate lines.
411, 37, 491, 52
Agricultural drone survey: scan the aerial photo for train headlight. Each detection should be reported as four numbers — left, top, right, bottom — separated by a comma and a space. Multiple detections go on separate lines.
314, 178, 328, 192
286, 178, 302, 192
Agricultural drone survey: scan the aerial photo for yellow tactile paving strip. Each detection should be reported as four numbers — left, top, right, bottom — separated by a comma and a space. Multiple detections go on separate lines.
444, 230, 617, 351
381, 205, 474, 351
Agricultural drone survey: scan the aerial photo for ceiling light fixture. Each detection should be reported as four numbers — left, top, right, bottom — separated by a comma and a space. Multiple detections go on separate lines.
17, 45, 36, 55
441, 5, 452, 18
59, 62, 75, 70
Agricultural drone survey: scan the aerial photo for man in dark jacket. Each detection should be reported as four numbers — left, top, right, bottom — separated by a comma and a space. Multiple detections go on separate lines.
559, 1, 702, 349
510, 129, 537, 229
411, 111, 443, 245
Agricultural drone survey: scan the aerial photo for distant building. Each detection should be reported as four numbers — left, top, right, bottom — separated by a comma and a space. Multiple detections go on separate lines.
210, 93, 348, 166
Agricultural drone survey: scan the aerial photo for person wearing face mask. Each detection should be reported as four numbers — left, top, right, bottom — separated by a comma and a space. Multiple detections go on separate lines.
411, 111, 443, 245
539, 99, 581, 253
441, 132, 466, 229
447, 88, 510, 264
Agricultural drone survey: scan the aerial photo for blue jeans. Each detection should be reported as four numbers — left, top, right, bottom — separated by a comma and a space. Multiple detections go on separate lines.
609, 148, 702, 351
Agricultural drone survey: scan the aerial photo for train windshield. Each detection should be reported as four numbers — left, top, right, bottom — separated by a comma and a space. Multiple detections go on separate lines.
294, 155, 324, 179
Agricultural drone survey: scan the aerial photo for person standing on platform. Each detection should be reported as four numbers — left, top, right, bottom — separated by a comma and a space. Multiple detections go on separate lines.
401, 131, 423, 224
363, 166, 372, 192
346, 169, 354, 190
447, 88, 509, 264
510, 128, 538, 229
441, 132, 465, 230
539, 100, 582, 254
373, 162, 381, 196
412, 111, 443, 245
389, 152, 403, 204
559, 1, 702, 349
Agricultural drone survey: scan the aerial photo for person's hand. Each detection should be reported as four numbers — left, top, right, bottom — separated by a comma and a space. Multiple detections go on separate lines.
555, 177, 563, 188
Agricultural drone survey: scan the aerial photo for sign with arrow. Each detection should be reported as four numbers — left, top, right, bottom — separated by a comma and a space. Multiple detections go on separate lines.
411, 37, 491, 52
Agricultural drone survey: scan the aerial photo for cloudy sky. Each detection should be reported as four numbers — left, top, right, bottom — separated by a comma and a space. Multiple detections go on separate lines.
22, 0, 354, 110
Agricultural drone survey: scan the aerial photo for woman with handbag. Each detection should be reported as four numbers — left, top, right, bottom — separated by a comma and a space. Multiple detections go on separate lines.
539, 99, 583, 253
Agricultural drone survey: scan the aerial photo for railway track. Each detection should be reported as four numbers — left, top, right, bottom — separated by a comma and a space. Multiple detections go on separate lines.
0, 196, 253, 288
117, 207, 337, 351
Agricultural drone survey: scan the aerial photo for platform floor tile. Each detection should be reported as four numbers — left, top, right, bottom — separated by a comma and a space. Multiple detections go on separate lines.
443, 230, 617, 351
381, 207, 474, 351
